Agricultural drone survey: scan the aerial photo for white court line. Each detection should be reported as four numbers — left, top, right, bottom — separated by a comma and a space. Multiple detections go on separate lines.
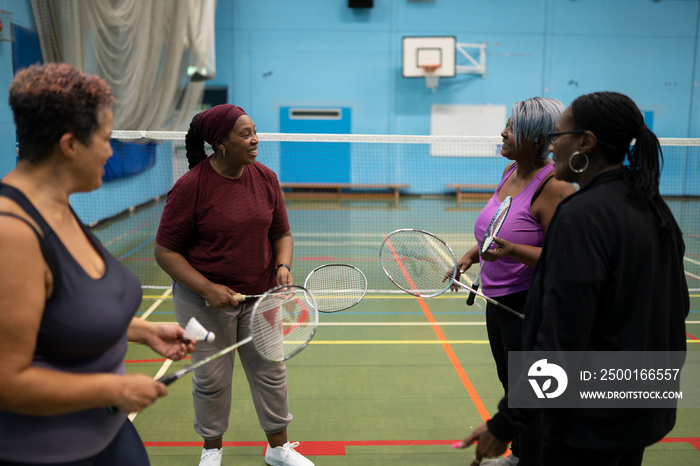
131, 288, 173, 421
129, 356, 172, 422
685, 256, 700, 266
140, 288, 172, 320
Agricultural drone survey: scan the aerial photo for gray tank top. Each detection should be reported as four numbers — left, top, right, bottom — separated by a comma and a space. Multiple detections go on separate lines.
0, 184, 143, 463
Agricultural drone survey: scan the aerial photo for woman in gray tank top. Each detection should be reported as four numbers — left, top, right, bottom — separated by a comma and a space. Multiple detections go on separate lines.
0, 63, 196, 465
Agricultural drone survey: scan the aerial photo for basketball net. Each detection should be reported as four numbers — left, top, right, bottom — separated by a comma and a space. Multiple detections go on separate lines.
421, 64, 441, 93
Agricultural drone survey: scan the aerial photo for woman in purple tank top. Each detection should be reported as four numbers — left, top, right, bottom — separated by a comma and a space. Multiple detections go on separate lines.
452, 97, 576, 466
0, 64, 195, 466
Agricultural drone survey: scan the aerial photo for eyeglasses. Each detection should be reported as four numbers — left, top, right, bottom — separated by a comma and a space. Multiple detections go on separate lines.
546, 130, 587, 145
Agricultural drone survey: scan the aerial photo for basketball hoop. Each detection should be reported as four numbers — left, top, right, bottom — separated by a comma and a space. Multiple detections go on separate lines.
421, 64, 441, 92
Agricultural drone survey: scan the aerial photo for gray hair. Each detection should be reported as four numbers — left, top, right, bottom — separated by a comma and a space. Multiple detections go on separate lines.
511, 97, 565, 159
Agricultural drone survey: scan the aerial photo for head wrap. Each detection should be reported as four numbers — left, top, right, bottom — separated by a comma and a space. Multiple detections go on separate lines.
197, 104, 247, 146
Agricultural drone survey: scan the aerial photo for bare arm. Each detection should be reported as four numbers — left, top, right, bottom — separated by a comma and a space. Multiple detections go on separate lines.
450, 244, 480, 292
271, 230, 294, 286
0, 218, 166, 416
481, 177, 576, 268
154, 243, 239, 308
127, 318, 196, 361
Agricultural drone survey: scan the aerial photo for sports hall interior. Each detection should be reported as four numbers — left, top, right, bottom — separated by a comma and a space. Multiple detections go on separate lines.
0, 1, 699, 465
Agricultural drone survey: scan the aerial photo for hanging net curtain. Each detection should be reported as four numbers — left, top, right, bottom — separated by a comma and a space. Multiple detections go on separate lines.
30, 0, 216, 131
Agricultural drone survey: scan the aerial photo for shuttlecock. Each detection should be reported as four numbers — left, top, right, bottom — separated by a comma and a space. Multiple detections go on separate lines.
183, 317, 215, 343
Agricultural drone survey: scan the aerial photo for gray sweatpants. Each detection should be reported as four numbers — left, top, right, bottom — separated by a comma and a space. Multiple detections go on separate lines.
172, 281, 293, 439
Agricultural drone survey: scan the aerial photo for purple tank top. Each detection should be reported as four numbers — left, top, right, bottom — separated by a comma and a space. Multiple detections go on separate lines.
473, 163, 554, 297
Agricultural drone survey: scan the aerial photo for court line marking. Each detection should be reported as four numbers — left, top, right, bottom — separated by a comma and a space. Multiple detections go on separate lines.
383, 235, 493, 422
141, 288, 173, 320
102, 215, 160, 247
685, 256, 700, 266
141, 437, 700, 454
130, 287, 173, 421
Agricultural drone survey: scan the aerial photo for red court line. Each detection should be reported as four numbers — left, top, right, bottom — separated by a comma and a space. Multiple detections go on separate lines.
660, 437, 700, 452
144, 437, 700, 455
687, 332, 699, 342
383, 236, 492, 423
143, 439, 460, 456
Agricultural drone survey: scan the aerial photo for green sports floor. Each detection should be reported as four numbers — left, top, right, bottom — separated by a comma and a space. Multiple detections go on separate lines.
94, 195, 700, 465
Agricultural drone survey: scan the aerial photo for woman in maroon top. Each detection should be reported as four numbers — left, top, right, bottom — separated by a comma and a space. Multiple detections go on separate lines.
155, 105, 312, 466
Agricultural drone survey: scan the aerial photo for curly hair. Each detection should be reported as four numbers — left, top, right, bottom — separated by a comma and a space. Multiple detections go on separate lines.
8, 63, 114, 164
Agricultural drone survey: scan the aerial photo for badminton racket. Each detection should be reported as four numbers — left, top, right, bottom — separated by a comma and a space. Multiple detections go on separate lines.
107, 285, 318, 413
379, 229, 523, 319
164, 285, 317, 384
467, 196, 512, 306
304, 263, 368, 313
218, 264, 367, 313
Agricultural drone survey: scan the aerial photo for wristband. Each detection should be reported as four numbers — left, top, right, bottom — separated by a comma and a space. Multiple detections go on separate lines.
276, 264, 291, 274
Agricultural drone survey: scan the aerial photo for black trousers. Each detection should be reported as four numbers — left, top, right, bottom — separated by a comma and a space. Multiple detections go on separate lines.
0, 420, 150, 466
485, 290, 542, 465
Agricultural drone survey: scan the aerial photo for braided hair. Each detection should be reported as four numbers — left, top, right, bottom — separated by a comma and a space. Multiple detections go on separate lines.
570, 92, 675, 230
185, 113, 208, 169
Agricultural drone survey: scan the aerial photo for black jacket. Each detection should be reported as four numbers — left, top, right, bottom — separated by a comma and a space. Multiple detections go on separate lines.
487, 169, 689, 451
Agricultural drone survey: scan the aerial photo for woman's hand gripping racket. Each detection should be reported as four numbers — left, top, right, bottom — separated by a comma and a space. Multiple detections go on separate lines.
108, 285, 318, 413
304, 264, 368, 313
159, 285, 318, 385
380, 229, 523, 319
467, 196, 512, 306
226, 264, 368, 313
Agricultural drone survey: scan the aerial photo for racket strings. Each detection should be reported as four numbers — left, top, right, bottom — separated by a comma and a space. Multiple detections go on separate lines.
380, 230, 457, 297
481, 196, 512, 253
305, 266, 366, 312
490, 208, 508, 234
250, 289, 317, 362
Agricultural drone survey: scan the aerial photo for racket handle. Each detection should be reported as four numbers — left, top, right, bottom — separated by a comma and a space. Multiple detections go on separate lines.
466, 273, 481, 306
205, 294, 253, 306
107, 371, 180, 414
466, 283, 479, 306
157, 373, 180, 386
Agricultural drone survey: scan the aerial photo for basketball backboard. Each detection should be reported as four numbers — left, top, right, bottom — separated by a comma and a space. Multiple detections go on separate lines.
402, 36, 456, 78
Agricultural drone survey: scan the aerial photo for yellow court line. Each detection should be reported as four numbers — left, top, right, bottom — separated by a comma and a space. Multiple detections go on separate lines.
141, 293, 480, 300
140, 288, 173, 319
142, 292, 700, 300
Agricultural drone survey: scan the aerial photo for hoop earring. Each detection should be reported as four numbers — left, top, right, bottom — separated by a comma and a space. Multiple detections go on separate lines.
568, 151, 589, 174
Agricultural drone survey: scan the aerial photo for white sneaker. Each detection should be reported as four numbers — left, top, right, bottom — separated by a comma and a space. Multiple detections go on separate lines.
481, 454, 519, 465
265, 442, 314, 466
199, 447, 223, 466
